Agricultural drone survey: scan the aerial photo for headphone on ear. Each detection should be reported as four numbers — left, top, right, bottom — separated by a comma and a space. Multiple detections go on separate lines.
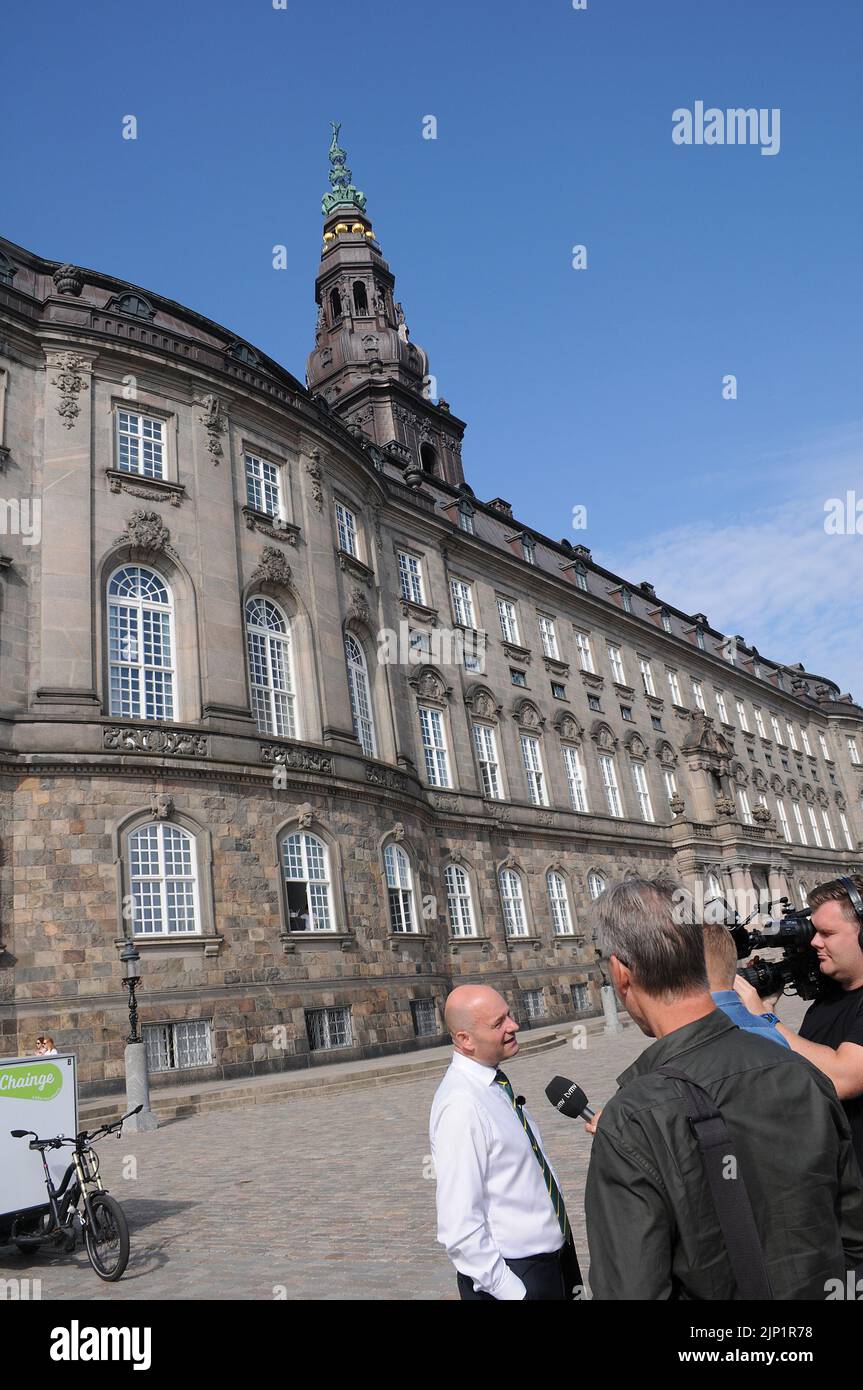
835, 876, 863, 952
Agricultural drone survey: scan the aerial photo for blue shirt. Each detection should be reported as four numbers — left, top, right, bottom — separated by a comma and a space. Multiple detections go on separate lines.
711, 991, 790, 1047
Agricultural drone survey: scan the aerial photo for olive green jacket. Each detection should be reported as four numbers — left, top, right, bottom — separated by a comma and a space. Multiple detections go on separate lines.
585, 1009, 863, 1300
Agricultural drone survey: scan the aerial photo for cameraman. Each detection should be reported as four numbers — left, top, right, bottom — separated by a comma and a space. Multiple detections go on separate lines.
735, 874, 863, 1173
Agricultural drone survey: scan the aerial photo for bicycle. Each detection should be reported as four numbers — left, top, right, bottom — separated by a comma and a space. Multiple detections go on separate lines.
9, 1104, 141, 1281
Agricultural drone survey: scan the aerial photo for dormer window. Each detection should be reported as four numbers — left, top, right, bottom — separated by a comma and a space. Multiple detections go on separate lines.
621, 588, 633, 613
228, 342, 260, 366
695, 625, 706, 651
574, 562, 588, 591
0, 251, 17, 287
661, 609, 672, 633
457, 501, 475, 534
522, 536, 536, 565
108, 293, 156, 320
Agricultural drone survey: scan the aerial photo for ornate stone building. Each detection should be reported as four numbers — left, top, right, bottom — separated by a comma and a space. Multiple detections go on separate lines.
0, 127, 861, 1094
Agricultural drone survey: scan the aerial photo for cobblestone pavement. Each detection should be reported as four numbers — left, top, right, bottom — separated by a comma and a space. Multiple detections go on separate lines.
1, 999, 808, 1301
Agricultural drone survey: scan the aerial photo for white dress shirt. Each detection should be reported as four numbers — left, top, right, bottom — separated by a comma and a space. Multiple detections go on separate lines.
429, 1050, 565, 1300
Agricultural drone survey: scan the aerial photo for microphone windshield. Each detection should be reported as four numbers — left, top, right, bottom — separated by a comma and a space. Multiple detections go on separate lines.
546, 1075, 590, 1118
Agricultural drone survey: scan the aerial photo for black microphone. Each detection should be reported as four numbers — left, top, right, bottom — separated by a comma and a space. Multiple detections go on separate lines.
545, 1075, 595, 1121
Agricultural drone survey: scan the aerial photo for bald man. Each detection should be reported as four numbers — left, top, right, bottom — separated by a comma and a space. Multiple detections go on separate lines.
429, 985, 582, 1300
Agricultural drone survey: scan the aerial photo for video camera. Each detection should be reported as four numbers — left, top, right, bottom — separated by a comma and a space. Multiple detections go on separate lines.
729, 899, 823, 1001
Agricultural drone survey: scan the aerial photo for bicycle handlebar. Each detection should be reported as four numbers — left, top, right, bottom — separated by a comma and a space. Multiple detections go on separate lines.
10, 1104, 144, 1148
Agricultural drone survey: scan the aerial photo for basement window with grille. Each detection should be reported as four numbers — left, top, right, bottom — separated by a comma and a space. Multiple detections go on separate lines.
144, 1020, 212, 1073
306, 1006, 352, 1051
411, 999, 438, 1037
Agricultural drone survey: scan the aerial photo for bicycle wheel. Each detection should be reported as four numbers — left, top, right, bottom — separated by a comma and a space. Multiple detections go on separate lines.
83, 1194, 130, 1281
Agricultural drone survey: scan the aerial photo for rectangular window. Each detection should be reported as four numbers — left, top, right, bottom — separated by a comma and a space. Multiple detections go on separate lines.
667, 670, 682, 705
144, 1019, 212, 1073
538, 615, 559, 659
695, 627, 706, 651
458, 506, 475, 535
571, 983, 591, 1013
117, 410, 165, 479
735, 699, 749, 732
661, 610, 673, 634
776, 798, 791, 842
587, 694, 601, 712
411, 999, 438, 1038
497, 598, 520, 644
419, 706, 451, 787
563, 745, 589, 812
520, 734, 548, 806
663, 767, 678, 802
848, 737, 861, 766
575, 631, 594, 673
608, 644, 626, 684
398, 551, 425, 605
473, 723, 502, 799
522, 536, 536, 565
819, 731, 831, 760
715, 691, 728, 723
754, 708, 766, 738
840, 812, 854, 851
510, 668, 527, 687
821, 808, 836, 850
621, 590, 632, 614
245, 452, 280, 517
787, 723, 799, 752
771, 714, 783, 743
306, 1007, 352, 1051
792, 800, 807, 844
651, 715, 663, 731
522, 989, 546, 1021
692, 680, 706, 714
599, 755, 623, 818
632, 762, 655, 822
574, 566, 588, 591
639, 658, 655, 696
409, 630, 432, 661
450, 578, 476, 628
807, 804, 823, 847
335, 501, 358, 556
802, 729, 813, 757
620, 705, 633, 721
737, 789, 753, 825
551, 682, 566, 700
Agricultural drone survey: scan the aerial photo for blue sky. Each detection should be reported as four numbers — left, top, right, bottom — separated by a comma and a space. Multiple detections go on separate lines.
5, 0, 862, 694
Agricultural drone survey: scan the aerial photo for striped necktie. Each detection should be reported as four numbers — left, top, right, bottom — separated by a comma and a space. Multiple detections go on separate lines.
495, 1069, 571, 1244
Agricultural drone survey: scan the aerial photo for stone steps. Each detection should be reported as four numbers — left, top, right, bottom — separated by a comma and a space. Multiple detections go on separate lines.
78, 1030, 571, 1129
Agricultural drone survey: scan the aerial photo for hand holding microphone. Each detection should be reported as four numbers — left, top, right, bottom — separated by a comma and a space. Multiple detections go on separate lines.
545, 1075, 603, 1135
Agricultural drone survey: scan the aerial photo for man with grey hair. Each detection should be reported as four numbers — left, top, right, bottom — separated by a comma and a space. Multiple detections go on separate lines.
584, 875, 863, 1299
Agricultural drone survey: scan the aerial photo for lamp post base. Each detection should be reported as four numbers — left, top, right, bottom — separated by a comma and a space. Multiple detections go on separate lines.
601, 984, 623, 1035
123, 1041, 159, 1132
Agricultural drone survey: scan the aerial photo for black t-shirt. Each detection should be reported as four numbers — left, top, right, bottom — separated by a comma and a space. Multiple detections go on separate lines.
800, 982, 863, 1174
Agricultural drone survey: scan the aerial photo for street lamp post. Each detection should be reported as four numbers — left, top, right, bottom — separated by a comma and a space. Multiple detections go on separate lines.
120, 937, 158, 1132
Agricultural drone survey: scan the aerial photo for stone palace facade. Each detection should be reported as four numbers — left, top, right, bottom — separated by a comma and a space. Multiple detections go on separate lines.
1, 128, 861, 1094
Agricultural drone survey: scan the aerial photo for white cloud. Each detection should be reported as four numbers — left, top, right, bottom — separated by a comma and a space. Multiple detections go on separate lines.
600, 455, 863, 701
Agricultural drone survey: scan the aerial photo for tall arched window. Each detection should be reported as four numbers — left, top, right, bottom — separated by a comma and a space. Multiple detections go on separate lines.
245, 597, 297, 737
499, 868, 527, 936
108, 565, 175, 720
706, 872, 724, 902
282, 831, 333, 931
384, 843, 416, 933
329, 288, 342, 321
444, 864, 476, 937
345, 634, 377, 757
128, 822, 198, 934
587, 871, 606, 900
547, 871, 574, 935
353, 280, 369, 315
420, 442, 438, 476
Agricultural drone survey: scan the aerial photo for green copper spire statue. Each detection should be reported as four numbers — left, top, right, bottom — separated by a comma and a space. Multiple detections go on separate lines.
322, 121, 367, 216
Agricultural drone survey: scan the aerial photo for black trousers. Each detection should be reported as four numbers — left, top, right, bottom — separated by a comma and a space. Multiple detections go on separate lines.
457, 1240, 583, 1301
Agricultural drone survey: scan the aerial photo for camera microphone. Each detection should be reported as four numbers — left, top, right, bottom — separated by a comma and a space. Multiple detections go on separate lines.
545, 1075, 595, 1121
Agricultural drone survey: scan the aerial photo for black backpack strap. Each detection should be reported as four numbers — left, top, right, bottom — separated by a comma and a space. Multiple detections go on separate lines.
656, 1063, 774, 1300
